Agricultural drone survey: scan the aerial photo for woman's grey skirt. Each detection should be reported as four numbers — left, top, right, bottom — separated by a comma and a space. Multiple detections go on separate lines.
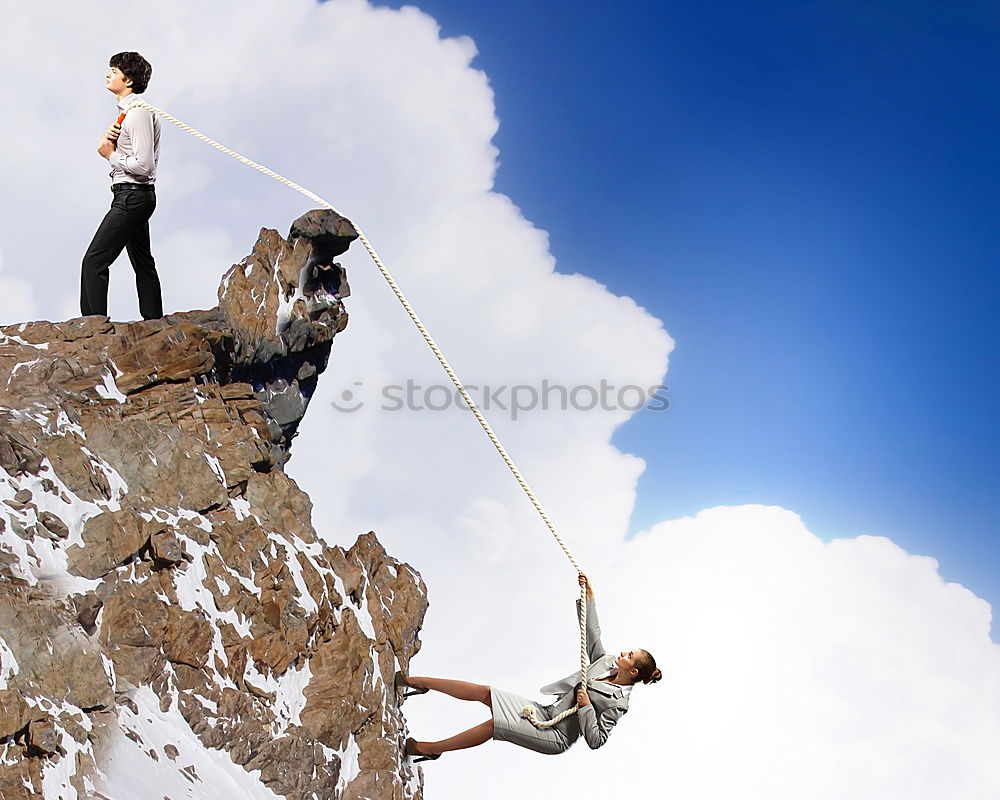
490, 687, 573, 755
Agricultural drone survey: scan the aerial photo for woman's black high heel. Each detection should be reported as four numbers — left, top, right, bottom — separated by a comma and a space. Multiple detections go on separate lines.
405, 737, 441, 762
395, 671, 430, 700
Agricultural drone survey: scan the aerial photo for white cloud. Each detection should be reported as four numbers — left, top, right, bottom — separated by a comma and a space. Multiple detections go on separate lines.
1, 2, 996, 798
605, 506, 1000, 799
0, 243, 39, 324
399, 505, 1000, 799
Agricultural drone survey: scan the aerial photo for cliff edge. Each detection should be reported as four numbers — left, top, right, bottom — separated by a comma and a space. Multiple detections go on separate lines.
0, 211, 427, 799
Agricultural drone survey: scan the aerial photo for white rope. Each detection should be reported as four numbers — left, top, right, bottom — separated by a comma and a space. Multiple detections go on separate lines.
124, 98, 590, 726
521, 581, 590, 728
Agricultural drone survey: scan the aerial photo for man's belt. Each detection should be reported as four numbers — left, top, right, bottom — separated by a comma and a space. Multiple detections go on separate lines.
111, 183, 155, 192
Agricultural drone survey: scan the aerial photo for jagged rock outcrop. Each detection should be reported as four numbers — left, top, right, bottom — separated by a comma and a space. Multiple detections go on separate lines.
0, 211, 428, 799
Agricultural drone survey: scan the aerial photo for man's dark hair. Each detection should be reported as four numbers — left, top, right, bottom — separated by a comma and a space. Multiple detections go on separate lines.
109, 52, 152, 94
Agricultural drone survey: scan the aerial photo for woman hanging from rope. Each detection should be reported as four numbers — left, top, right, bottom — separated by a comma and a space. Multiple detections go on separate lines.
398, 574, 661, 760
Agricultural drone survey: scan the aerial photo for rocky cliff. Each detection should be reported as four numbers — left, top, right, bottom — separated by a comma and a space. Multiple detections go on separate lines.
0, 210, 428, 799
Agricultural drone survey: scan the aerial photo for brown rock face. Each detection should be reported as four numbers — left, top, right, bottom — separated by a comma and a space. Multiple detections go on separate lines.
67, 508, 150, 580
0, 211, 427, 799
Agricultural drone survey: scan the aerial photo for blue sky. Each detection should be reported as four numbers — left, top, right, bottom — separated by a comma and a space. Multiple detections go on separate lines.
371, 0, 999, 627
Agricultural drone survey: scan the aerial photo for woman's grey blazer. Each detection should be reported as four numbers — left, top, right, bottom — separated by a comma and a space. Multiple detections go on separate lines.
539, 595, 630, 749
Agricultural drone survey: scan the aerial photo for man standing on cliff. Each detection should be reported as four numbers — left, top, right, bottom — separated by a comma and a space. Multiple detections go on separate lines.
81, 52, 163, 320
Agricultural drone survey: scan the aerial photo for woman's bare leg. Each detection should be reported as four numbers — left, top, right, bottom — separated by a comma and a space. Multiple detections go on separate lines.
406, 676, 492, 707
413, 720, 494, 756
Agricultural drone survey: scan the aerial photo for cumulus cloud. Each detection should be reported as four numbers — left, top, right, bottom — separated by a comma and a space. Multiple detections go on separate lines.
1, 1, 996, 798
606, 506, 1000, 798
400, 506, 1000, 799
0, 245, 38, 325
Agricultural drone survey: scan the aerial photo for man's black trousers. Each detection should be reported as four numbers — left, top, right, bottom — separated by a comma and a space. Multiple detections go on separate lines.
81, 184, 162, 319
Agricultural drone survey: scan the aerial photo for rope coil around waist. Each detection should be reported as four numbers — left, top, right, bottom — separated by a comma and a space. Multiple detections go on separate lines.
123, 98, 589, 725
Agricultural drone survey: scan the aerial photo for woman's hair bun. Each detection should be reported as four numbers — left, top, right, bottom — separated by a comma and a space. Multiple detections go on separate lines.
635, 650, 661, 685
